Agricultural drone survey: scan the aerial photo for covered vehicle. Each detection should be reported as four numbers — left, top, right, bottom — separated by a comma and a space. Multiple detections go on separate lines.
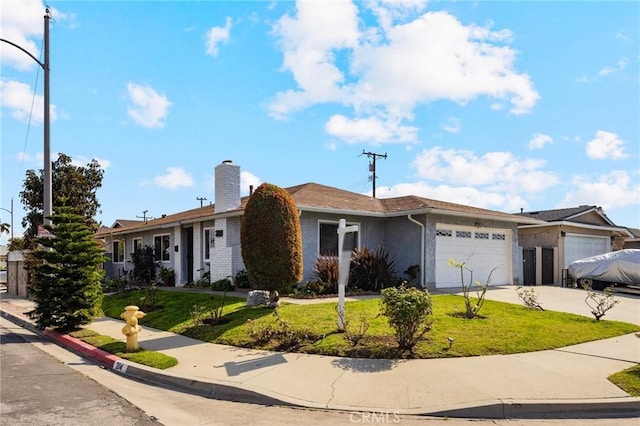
568, 249, 640, 290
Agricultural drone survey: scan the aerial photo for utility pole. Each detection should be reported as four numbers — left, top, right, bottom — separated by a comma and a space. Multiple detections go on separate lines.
196, 197, 207, 207
1, 9, 52, 227
361, 150, 387, 198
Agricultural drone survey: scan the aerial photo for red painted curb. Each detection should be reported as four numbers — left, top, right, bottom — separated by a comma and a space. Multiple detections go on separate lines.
43, 329, 120, 368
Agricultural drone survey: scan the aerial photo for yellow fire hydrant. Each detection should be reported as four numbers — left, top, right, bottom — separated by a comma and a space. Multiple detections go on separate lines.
121, 305, 145, 352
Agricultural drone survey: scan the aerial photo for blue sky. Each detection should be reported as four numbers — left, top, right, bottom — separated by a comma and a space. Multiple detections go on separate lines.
1, 0, 638, 243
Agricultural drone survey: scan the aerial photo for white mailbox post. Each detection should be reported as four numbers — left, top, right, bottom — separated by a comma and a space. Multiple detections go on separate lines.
337, 219, 359, 330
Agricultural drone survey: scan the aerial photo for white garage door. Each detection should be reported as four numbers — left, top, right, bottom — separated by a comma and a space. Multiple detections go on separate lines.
435, 225, 512, 288
564, 234, 609, 268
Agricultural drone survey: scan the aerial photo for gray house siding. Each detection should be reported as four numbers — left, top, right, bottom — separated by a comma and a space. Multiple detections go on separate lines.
299, 212, 387, 283
383, 216, 423, 285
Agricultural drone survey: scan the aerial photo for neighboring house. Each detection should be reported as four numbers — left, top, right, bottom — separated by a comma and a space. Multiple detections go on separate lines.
622, 228, 640, 249
95, 161, 544, 291
517, 206, 633, 286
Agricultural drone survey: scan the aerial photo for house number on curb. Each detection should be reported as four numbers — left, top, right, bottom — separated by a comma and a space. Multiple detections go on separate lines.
337, 218, 359, 330
113, 361, 128, 374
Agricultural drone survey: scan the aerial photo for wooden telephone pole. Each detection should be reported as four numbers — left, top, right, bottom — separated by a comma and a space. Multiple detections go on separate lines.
361, 150, 387, 198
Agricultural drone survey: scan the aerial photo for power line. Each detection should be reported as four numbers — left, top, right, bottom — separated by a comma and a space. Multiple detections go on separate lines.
360, 150, 387, 198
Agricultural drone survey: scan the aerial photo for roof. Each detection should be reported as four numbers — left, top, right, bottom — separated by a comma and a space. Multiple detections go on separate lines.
517, 205, 597, 222
95, 182, 542, 237
517, 205, 616, 226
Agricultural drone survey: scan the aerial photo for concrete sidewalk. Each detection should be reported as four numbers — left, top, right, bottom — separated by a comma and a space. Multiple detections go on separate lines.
2, 286, 639, 419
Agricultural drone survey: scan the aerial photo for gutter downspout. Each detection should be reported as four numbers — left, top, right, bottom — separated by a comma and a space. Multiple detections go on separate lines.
407, 214, 425, 288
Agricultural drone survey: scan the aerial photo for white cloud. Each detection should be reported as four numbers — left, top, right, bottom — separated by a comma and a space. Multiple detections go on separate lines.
412, 147, 559, 193
71, 155, 112, 170
528, 133, 553, 150
205, 17, 232, 57
269, 2, 539, 145
0, 79, 58, 123
578, 57, 629, 83
325, 114, 418, 144
240, 171, 262, 195
0, 1, 74, 70
376, 181, 527, 212
153, 167, 194, 189
0, 0, 46, 71
442, 117, 461, 134
125, 82, 172, 128
558, 171, 640, 210
586, 130, 628, 159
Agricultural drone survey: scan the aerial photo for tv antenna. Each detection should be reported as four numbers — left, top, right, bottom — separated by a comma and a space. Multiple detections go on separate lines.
196, 196, 207, 207
360, 150, 387, 198
136, 210, 153, 223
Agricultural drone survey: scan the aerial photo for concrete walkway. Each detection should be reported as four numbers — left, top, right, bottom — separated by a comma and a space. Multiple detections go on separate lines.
2, 286, 639, 419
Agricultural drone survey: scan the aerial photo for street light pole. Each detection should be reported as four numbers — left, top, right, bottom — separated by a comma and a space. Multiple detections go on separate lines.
0, 9, 52, 228
43, 10, 52, 226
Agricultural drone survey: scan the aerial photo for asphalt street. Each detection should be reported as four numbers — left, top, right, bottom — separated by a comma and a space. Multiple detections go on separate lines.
0, 316, 159, 426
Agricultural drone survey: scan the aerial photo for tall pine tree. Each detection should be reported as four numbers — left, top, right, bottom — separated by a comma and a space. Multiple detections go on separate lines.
31, 202, 105, 331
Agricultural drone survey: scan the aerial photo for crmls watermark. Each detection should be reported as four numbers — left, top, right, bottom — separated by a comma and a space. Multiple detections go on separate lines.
349, 411, 401, 423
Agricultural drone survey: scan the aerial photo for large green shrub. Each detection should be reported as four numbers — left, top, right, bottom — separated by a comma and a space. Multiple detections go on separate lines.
240, 183, 303, 305
380, 285, 433, 351
131, 245, 156, 286
31, 203, 105, 331
350, 246, 398, 291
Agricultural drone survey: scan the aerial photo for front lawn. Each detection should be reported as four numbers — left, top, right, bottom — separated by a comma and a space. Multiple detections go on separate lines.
102, 290, 639, 359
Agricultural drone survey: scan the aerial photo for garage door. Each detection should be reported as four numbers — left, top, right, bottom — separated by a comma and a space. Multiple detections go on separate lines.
435, 225, 512, 288
564, 234, 609, 268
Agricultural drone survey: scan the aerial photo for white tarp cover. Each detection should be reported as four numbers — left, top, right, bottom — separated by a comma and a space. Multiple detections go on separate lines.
568, 249, 640, 285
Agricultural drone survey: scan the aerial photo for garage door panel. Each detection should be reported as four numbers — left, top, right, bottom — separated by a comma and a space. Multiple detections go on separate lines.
436, 225, 511, 288
564, 235, 609, 268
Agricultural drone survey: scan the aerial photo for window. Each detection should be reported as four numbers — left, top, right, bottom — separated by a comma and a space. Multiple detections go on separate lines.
112, 240, 125, 263
436, 229, 452, 237
203, 228, 214, 260
456, 230, 472, 238
318, 221, 359, 256
492, 233, 506, 241
154, 234, 170, 262
133, 238, 142, 253
474, 232, 489, 239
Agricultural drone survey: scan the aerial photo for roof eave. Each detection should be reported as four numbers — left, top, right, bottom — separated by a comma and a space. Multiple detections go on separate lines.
519, 221, 633, 237
427, 208, 545, 224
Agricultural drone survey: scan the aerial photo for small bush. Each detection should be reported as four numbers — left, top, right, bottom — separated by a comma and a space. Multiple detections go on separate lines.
211, 277, 234, 291
158, 266, 175, 286
380, 285, 433, 351
350, 246, 399, 292
583, 284, 618, 320
516, 286, 544, 311
102, 277, 125, 294
246, 310, 318, 349
234, 269, 251, 289
448, 259, 498, 319
312, 255, 339, 293
344, 314, 370, 347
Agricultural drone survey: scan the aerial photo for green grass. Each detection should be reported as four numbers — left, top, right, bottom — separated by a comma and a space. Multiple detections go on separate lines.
609, 364, 640, 396
102, 290, 639, 359
69, 329, 178, 369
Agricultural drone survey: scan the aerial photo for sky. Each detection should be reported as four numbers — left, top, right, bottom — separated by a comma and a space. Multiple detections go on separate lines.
1, 0, 639, 244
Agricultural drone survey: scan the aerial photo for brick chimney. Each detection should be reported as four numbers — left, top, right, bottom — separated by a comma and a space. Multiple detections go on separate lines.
214, 160, 241, 213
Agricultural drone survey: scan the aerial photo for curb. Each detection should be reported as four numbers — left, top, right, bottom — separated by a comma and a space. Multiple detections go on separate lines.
2, 306, 639, 419
0, 306, 295, 408
425, 398, 640, 419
